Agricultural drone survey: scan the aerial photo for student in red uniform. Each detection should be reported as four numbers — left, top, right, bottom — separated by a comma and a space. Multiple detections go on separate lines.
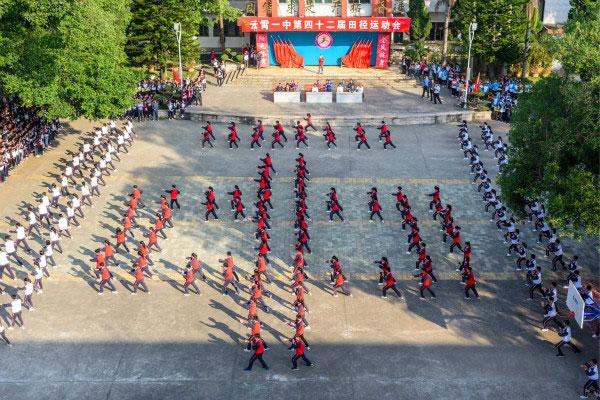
294, 298, 309, 326
202, 199, 218, 221
369, 198, 384, 222
154, 212, 167, 238
422, 255, 437, 283
428, 186, 441, 211
294, 121, 309, 148
202, 127, 214, 148
122, 213, 135, 238
289, 334, 314, 370
259, 153, 276, 174
162, 204, 174, 228
416, 267, 436, 299
377, 121, 388, 141
203, 121, 216, 140
221, 260, 240, 296
113, 228, 130, 253
273, 120, 287, 142
382, 270, 403, 299
374, 257, 391, 285
227, 122, 240, 149
458, 241, 472, 271
183, 264, 200, 295
354, 122, 370, 149
228, 185, 242, 209
329, 198, 344, 222
146, 226, 161, 252
449, 226, 462, 253
332, 269, 351, 297
463, 266, 479, 299
97, 262, 117, 295
304, 113, 317, 131
131, 263, 149, 294
391, 186, 405, 211
271, 127, 284, 149
104, 239, 118, 266
244, 334, 268, 371
93, 249, 106, 280
250, 127, 262, 149
165, 184, 181, 209
323, 123, 337, 149
383, 130, 396, 149
254, 120, 265, 140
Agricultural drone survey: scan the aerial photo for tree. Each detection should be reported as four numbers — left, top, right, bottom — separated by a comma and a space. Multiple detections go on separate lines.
407, 0, 432, 42
199, 0, 243, 54
0, 0, 138, 120
126, 0, 202, 74
434, 0, 456, 64
497, 9, 600, 236
453, 0, 528, 77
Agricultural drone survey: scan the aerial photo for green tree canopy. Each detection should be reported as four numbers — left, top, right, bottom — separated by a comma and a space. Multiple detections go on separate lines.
497, 7, 600, 236
126, 0, 202, 71
0, 0, 137, 120
453, 0, 527, 74
407, 0, 432, 42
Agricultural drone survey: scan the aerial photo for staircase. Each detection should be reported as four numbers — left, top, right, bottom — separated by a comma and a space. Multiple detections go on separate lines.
228, 66, 419, 89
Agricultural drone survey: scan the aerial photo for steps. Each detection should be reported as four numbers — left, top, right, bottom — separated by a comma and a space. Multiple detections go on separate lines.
226, 67, 419, 89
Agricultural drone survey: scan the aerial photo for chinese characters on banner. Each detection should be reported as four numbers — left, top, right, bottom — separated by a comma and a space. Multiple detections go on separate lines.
375, 33, 390, 69
256, 33, 270, 68
237, 17, 410, 33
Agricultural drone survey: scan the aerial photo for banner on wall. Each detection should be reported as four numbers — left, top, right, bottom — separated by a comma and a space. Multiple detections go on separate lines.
256, 33, 270, 68
375, 34, 390, 69
238, 17, 410, 33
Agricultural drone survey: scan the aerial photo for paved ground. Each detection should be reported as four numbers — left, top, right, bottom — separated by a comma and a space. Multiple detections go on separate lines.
198, 85, 460, 119
0, 118, 598, 400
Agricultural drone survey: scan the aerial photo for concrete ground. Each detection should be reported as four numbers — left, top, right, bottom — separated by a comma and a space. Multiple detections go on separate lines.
0, 118, 598, 400
197, 85, 460, 119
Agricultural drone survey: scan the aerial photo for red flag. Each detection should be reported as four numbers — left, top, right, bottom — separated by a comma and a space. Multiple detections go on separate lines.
474, 73, 481, 93
172, 67, 181, 84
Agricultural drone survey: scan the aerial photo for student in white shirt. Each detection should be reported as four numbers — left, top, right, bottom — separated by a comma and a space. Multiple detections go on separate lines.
56, 213, 72, 238
33, 263, 44, 293
14, 222, 32, 253
0, 249, 16, 280
555, 320, 581, 356
50, 183, 61, 206
104, 151, 115, 170
4, 236, 23, 266
60, 174, 70, 196
71, 195, 84, 218
27, 206, 42, 236
37, 250, 50, 277
80, 182, 92, 206
116, 133, 127, 153
44, 240, 56, 267
19, 277, 35, 311
106, 142, 120, 161
49, 228, 63, 253
38, 200, 51, 225
89, 174, 100, 196
6, 295, 24, 328
0, 321, 11, 345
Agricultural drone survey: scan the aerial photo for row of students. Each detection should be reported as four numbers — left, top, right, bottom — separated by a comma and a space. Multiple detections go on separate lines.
461, 122, 598, 397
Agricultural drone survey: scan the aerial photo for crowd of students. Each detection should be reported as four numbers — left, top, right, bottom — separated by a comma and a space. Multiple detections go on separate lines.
0, 118, 135, 341
459, 121, 599, 398
0, 96, 61, 183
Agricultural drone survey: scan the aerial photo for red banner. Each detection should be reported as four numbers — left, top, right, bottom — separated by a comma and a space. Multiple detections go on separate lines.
375, 34, 390, 69
238, 17, 410, 33
172, 67, 181, 84
255, 33, 270, 68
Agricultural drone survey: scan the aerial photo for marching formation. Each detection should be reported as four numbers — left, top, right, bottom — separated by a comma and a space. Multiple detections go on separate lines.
0, 119, 136, 338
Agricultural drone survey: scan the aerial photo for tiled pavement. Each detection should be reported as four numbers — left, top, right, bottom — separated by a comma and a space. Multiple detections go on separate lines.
0, 119, 597, 400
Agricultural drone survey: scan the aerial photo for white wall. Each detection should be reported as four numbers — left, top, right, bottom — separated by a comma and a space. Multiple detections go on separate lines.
542, 0, 570, 24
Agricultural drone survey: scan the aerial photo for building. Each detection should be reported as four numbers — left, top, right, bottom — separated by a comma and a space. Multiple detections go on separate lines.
196, 0, 571, 54
235, 0, 410, 67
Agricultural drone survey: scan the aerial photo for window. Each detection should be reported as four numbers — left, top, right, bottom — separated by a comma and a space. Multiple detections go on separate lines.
314, 0, 334, 3
199, 24, 210, 37
213, 20, 242, 37
359, 0, 371, 3
427, 22, 444, 41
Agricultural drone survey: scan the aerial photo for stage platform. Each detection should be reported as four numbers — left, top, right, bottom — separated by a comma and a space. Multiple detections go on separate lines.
228, 66, 417, 89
